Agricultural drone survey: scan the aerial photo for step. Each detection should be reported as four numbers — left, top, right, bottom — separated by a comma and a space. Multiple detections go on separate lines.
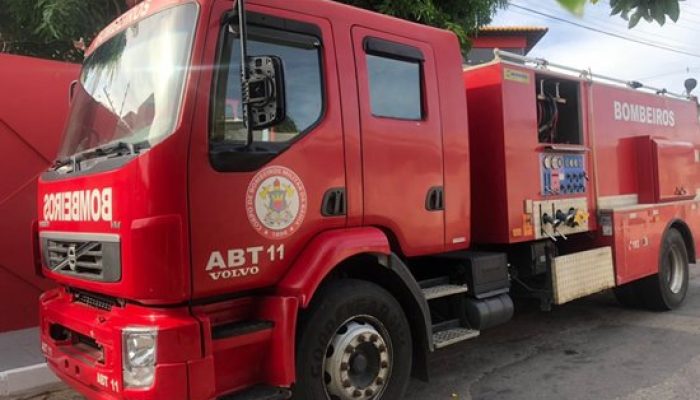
422, 284, 469, 300
433, 327, 480, 349
418, 276, 451, 289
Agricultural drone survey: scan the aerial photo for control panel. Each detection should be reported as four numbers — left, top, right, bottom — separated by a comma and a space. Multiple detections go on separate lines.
540, 153, 587, 196
531, 197, 590, 240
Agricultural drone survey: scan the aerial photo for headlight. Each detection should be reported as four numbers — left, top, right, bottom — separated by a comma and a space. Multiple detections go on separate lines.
122, 327, 157, 388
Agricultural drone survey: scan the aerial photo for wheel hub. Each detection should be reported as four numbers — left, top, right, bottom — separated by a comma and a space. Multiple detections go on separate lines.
324, 319, 391, 400
667, 245, 685, 294
350, 353, 369, 373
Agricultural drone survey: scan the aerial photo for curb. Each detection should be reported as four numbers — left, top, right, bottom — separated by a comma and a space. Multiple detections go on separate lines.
0, 362, 61, 399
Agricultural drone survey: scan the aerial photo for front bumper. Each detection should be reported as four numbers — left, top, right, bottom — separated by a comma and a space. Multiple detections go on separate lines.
40, 288, 209, 400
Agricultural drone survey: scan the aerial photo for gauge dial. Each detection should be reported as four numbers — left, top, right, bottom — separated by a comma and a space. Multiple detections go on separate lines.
543, 156, 552, 169
553, 156, 563, 169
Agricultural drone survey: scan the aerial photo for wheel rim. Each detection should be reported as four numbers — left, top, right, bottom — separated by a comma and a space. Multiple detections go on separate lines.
666, 244, 686, 294
323, 316, 392, 400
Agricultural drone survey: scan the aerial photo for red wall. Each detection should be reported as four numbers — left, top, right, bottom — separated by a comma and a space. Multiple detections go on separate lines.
0, 54, 79, 332
472, 35, 527, 50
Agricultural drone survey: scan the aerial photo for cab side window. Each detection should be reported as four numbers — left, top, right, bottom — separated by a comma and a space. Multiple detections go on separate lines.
364, 38, 424, 120
210, 18, 324, 171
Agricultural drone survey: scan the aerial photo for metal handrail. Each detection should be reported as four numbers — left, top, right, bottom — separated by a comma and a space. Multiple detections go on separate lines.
494, 49, 691, 100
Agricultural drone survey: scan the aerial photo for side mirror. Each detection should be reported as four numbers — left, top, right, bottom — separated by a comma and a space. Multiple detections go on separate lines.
68, 80, 78, 105
685, 78, 697, 95
245, 55, 286, 130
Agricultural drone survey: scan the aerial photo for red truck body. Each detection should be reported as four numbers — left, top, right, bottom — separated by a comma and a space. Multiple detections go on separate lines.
464, 62, 700, 286
36, 1, 700, 399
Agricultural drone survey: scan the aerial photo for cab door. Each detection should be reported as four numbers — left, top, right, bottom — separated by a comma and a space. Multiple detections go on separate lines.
351, 27, 445, 255
188, 1, 345, 298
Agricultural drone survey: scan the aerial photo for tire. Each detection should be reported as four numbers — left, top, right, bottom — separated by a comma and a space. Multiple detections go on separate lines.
641, 228, 690, 311
293, 279, 412, 400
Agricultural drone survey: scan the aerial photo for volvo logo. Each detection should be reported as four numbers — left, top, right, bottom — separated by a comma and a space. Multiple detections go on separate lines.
67, 244, 78, 271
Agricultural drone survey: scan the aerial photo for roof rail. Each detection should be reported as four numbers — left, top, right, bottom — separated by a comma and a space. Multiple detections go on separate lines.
494, 49, 690, 100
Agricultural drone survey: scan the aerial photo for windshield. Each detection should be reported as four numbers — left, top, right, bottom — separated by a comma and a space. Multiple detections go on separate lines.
58, 3, 198, 159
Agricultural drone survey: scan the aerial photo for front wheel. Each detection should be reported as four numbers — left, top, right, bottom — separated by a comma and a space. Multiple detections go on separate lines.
294, 279, 412, 400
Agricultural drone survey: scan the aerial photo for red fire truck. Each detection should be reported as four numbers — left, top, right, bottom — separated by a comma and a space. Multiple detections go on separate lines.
35, 0, 700, 399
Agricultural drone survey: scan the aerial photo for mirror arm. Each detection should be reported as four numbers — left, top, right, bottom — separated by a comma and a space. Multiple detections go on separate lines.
236, 0, 254, 148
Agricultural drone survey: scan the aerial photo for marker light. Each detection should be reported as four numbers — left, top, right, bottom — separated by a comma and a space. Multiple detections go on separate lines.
122, 327, 157, 388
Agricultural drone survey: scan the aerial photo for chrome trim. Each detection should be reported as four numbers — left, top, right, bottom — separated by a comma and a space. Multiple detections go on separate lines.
39, 231, 120, 243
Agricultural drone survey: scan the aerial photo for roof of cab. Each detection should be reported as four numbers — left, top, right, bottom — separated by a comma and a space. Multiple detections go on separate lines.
88, 0, 459, 57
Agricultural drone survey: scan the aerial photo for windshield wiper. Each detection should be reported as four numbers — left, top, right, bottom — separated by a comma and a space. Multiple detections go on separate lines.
52, 140, 150, 172
93, 140, 149, 157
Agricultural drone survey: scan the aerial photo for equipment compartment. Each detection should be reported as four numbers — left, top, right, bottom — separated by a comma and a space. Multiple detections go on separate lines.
535, 75, 583, 145
637, 137, 699, 203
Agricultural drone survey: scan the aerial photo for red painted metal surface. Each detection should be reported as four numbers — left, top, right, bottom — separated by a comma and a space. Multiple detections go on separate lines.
0, 54, 78, 332
191, 295, 298, 396
636, 137, 699, 203
38, 135, 192, 303
352, 26, 445, 255
464, 63, 593, 244
579, 77, 700, 284
598, 202, 700, 285
187, 0, 347, 300
40, 287, 199, 399
588, 83, 700, 199
465, 60, 700, 284
276, 227, 390, 307
464, 62, 700, 245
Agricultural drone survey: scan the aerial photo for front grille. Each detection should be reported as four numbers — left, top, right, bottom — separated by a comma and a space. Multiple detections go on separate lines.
47, 240, 104, 276
41, 233, 121, 282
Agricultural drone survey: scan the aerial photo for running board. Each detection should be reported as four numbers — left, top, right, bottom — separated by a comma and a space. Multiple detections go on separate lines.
432, 320, 479, 349
419, 276, 469, 301
219, 385, 292, 400
423, 284, 469, 300
433, 328, 480, 349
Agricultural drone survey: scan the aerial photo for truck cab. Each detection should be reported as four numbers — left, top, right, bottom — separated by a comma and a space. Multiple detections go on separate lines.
37, 1, 480, 399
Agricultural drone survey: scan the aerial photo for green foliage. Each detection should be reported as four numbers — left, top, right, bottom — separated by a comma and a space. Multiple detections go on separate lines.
0, 0, 128, 62
338, 0, 508, 48
556, 0, 682, 28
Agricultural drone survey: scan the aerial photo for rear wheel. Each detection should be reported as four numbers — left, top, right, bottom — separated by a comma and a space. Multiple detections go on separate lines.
293, 279, 412, 400
642, 228, 689, 310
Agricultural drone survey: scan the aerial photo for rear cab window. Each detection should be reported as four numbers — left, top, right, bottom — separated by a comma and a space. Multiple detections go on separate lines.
364, 37, 425, 120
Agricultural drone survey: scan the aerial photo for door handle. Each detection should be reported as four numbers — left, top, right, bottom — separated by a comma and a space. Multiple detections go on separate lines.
322, 188, 346, 216
425, 186, 444, 211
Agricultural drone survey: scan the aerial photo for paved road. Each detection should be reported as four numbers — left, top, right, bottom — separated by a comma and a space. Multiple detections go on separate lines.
406, 266, 700, 400
25, 267, 700, 400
